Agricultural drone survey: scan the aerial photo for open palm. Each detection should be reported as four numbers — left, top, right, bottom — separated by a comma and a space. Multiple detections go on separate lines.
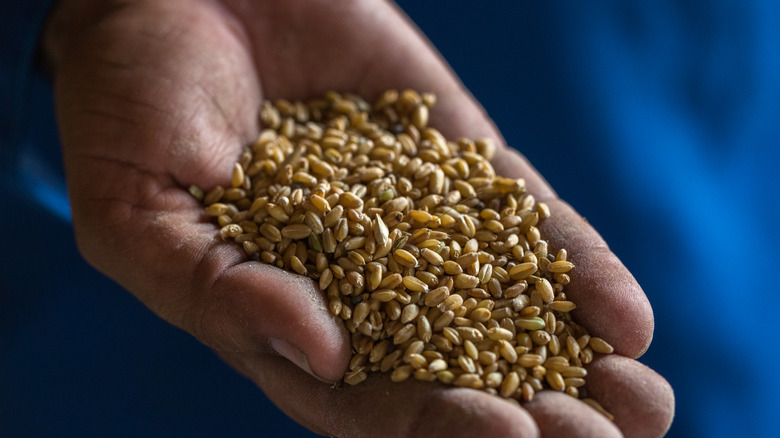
46, 0, 673, 436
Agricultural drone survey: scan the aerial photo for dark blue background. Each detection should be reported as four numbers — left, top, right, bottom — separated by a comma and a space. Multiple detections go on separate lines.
3, 1, 779, 437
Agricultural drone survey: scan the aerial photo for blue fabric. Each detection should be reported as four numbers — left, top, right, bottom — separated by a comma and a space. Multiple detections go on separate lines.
403, 2, 779, 437
1, 1, 57, 171
0, 1, 70, 219
3, 1, 779, 437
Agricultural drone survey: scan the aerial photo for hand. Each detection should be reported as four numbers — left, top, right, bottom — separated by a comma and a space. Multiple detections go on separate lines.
44, 0, 674, 436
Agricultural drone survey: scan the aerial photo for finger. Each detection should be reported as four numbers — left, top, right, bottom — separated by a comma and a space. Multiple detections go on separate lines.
523, 391, 622, 438
585, 355, 675, 438
489, 148, 655, 358
540, 198, 654, 357
221, 350, 541, 438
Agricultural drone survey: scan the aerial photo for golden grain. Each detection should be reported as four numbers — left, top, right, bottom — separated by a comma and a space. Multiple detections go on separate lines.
433, 310, 456, 331
372, 289, 397, 303
583, 398, 615, 421
417, 315, 433, 342
199, 91, 612, 415
281, 224, 312, 240
509, 262, 537, 280
548, 300, 576, 312
548, 260, 575, 274
546, 370, 565, 391
469, 307, 492, 323
454, 274, 480, 289
589, 337, 615, 354
393, 323, 416, 345
393, 249, 418, 267
402, 275, 428, 293
536, 278, 555, 304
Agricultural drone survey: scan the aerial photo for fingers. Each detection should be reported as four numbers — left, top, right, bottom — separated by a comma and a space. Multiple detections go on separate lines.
221, 351, 541, 438
505, 354, 674, 438
223, 349, 671, 438
584, 355, 675, 438
377, 6, 655, 359
523, 392, 622, 438
490, 147, 654, 358
539, 200, 654, 357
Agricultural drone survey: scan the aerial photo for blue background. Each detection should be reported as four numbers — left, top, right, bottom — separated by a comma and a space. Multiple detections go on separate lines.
3, 1, 779, 437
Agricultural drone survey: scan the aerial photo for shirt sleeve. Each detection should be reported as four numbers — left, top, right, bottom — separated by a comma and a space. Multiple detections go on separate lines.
0, 0, 58, 172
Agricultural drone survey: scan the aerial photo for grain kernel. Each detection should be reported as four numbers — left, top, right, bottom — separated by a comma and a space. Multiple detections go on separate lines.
589, 337, 615, 354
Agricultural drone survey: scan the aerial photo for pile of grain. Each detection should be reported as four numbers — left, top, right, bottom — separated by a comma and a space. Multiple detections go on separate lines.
193, 90, 613, 417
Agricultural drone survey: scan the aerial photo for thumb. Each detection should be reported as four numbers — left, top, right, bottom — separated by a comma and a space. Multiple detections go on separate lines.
71, 192, 350, 384
194, 251, 351, 383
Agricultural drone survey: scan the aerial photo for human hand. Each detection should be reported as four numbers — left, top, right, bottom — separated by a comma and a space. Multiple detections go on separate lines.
44, 0, 674, 436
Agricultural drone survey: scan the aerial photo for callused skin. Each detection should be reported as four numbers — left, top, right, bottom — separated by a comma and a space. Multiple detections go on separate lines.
44, 0, 674, 436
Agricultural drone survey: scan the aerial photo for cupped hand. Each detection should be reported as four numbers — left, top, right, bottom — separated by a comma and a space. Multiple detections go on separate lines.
45, 0, 674, 436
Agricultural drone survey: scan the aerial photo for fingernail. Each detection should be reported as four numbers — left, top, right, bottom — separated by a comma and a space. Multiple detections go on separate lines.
269, 338, 332, 383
